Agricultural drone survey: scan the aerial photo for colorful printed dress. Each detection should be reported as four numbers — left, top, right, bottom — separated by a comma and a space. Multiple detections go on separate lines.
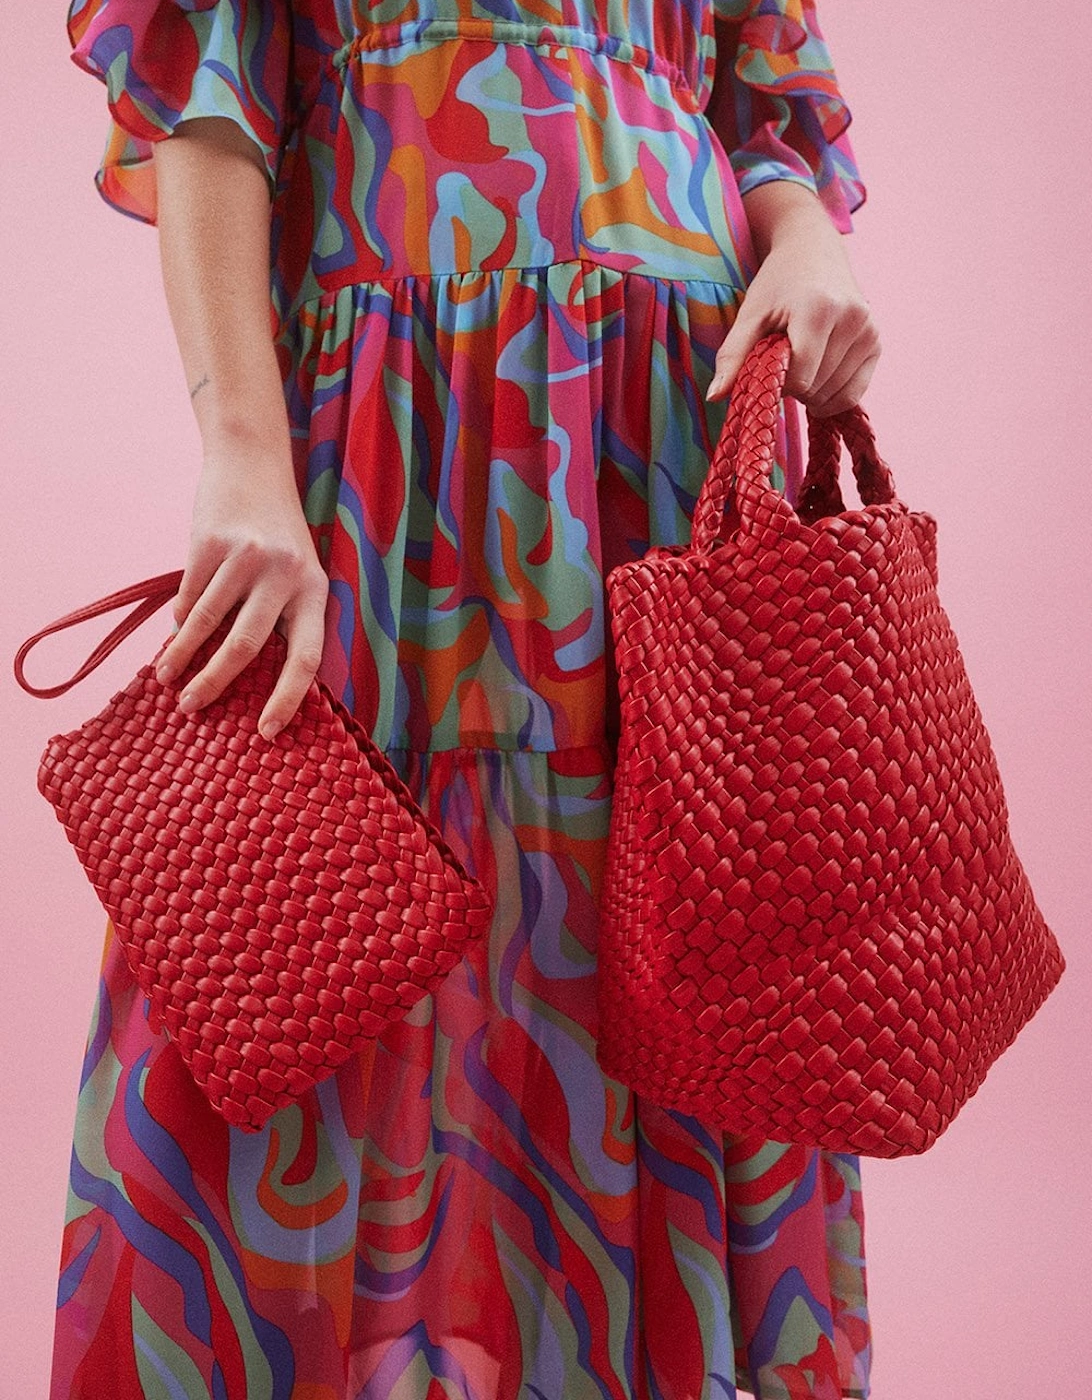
56, 1, 871, 1396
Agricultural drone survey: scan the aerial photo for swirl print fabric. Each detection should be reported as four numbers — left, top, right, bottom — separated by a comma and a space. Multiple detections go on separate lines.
57, 1, 872, 1397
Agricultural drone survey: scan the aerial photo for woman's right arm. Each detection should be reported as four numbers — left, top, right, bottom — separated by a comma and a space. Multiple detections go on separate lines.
150, 116, 329, 740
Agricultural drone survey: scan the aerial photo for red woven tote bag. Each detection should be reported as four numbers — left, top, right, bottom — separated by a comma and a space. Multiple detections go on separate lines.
14, 572, 493, 1132
596, 333, 1065, 1158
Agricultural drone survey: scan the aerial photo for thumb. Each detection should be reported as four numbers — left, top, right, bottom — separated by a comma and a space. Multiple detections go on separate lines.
706, 304, 777, 403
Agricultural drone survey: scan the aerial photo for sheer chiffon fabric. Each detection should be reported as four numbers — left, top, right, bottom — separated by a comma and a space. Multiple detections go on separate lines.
56, 2, 871, 1394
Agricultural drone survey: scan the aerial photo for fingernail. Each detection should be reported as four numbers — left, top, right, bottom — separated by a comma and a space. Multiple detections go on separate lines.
259, 717, 282, 740
178, 690, 199, 714
156, 661, 177, 684
706, 376, 725, 401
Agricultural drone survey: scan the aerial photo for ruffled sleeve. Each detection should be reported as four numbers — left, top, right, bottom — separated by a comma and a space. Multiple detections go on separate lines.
705, 0, 865, 233
67, 0, 294, 225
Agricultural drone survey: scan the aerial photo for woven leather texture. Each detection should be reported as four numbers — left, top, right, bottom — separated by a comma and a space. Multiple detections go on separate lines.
23, 590, 492, 1132
596, 334, 1065, 1157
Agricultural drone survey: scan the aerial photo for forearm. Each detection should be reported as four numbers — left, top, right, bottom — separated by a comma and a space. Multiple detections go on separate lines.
153, 117, 290, 462
150, 119, 326, 736
741, 179, 845, 263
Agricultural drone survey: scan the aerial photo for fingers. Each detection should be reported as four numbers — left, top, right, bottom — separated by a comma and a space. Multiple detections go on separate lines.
806, 345, 882, 418
784, 302, 881, 414
170, 553, 218, 636
156, 545, 269, 687
156, 546, 329, 740
706, 300, 779, 403
172, 589, 278, 712
709, 298, 880, 414
255, 596, 328, 739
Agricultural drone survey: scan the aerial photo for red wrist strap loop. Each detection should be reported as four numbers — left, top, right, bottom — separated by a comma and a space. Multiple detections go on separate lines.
13, 570, 184, 699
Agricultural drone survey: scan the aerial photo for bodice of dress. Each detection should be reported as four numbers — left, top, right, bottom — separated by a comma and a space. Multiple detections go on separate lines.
69, 0, 864, 329
270, 0, 749, 317
287, 0, 717, 110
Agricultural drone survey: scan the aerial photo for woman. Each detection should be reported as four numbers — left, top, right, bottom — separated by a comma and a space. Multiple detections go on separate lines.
55, 0, 879, 1396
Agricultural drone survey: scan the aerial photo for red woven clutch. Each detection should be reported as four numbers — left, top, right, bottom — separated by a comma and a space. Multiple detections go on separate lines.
14, 572, 493, 1132
596, 333, 1065, 1157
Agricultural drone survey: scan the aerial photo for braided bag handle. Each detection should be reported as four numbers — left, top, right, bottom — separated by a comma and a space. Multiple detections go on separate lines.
691, 333, 901, 552
14, 571, 184, 699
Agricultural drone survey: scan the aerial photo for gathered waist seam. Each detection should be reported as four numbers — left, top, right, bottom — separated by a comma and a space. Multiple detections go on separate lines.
330, 19, 700, 110
272, 261, 741, 331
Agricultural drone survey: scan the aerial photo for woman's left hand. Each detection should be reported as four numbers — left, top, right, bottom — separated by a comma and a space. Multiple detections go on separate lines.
707, 180, 881, 416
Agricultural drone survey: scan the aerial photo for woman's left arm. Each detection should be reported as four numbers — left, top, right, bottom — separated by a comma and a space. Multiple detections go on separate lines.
703, 0, 879, 412
707, 179, 881, 415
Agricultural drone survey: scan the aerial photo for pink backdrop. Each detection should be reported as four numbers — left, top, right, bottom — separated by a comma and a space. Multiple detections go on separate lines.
2, 4, 1089, 1395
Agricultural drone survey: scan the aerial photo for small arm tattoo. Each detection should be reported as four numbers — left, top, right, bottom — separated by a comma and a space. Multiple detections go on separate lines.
189, 373, 211, 402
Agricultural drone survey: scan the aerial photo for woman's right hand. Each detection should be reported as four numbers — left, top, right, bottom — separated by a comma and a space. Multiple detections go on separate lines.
151, 118, 329, 739
153, 431, 329, 740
